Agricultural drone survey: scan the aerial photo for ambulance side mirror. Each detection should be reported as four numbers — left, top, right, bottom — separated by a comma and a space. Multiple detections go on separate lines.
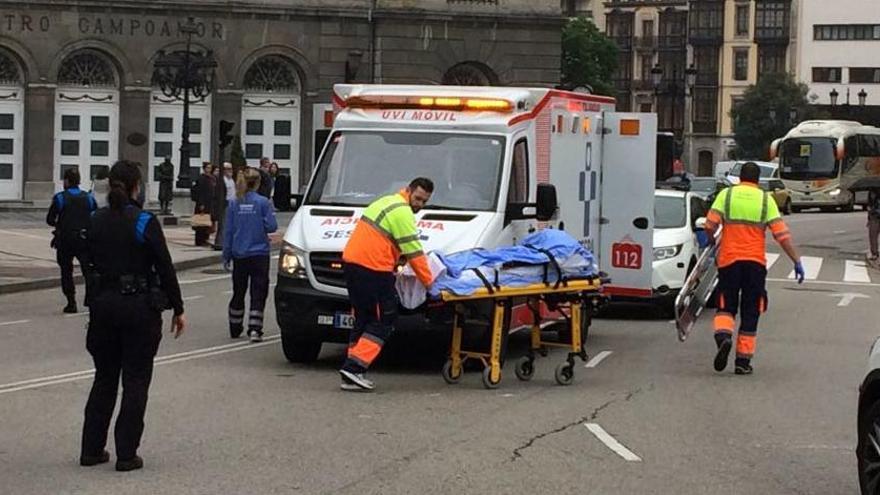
291, 193, 304, 212
536, 183, 558, 221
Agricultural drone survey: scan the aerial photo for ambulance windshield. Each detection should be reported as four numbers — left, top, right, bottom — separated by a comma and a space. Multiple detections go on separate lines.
307, 131, 506, 211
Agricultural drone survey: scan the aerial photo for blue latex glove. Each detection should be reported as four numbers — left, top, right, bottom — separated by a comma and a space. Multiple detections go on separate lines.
223, 259, 233, 273
794, 261, 805, 284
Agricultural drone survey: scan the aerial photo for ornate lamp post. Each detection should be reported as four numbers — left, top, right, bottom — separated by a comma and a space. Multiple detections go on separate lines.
153, 17, 217, 189
859, 89, 868, 106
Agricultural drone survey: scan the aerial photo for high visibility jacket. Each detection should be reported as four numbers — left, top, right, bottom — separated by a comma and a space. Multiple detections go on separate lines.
706, 182, 791, 268
343, 190, 433, 286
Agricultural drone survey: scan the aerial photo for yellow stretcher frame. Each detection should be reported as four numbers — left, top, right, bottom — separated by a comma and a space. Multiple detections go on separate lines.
438, 279, 603, 389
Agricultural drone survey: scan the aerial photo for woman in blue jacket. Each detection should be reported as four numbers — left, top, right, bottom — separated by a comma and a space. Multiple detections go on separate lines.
223, 167, 278, 342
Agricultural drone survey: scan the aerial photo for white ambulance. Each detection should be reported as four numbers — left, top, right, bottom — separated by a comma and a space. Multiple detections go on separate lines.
275, 84, 657, 362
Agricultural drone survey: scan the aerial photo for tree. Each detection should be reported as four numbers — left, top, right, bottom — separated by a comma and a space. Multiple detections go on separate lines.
730, 73, 815, 160
229, 134, 247, 173
561, 17, 618, 97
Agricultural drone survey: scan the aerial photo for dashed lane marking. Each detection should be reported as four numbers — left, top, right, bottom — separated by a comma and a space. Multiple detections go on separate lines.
0, 319, 30, 327
765, 253, 780, 270
178, 275, 230, 285
585, 351, 613, 368
585, 423, 642, 462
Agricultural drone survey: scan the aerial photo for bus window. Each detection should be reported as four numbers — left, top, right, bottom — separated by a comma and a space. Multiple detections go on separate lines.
844, 136, 860, 173
780, 138, 839, 179
860, 135, 880, 157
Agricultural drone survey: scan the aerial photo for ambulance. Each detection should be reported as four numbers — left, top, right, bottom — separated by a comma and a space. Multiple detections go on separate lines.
274, 84, 657, 363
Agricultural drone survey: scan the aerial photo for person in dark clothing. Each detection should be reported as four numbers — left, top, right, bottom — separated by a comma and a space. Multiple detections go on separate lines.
80, 160, 187, 473
193, 162, 215, 246
156, 157, 174, 215
212, 161, 233, 251
223, 167, 277, 342
47, 168, 97, 313
256, 157, 272, 199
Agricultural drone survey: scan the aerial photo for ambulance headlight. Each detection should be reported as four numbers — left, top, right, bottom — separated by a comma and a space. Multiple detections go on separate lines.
653, 244, 682, 261
829, 188, 841, 197
279, 242, 307, 278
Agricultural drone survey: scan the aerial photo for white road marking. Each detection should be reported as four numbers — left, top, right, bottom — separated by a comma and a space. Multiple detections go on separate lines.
765, 253, 780, 270
584, 423, 642, 462
0, 319, 30, 327
182, 295, 204, 301
0, 229, 48, 240
501, 393, 515, 398
829, 292, 870, 307
178, 275, 230, 285
845, 260, 872, 283
768, 278, 880, 288
223, 290, 234, 295
63, 311, 89, 318
834, 230, 847, 235
788, 255, 823, 280
585, 351, 613, 368
0, 334, 280, 395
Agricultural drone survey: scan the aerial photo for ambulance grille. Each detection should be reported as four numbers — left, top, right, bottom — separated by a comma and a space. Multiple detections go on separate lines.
310, 252, 345, 288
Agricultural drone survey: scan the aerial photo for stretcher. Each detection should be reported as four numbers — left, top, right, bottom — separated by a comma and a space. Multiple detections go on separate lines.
437, 277, 604, 389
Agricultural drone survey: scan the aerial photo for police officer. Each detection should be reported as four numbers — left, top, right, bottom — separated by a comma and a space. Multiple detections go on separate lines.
47, 168, 97, 313
80, 160, 187, 472
704, 162, 804, 375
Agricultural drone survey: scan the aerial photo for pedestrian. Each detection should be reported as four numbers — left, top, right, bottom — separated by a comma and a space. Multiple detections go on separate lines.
223, 167, 278, 343
213, 162, 236, 251
47, 167, 97, 313
193, 162, 215, 246
338, 178, 436, 391
91, 167, 110, 209
256, 157, 272, 199
156, 156, 174, 215
866, 189, 880, 269
79, 160, 186, 472
704, 162, 804, 375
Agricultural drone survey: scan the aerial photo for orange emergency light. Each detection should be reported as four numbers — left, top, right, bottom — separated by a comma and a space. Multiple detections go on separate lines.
347, 95, 513, 112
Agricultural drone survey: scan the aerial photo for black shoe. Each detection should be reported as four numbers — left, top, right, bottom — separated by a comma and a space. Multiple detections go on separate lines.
714, 339, 732, 372
116, 456, 144, 472
735, 363, 754, 375
63, 302, 78, 314
80, 450, 110, 466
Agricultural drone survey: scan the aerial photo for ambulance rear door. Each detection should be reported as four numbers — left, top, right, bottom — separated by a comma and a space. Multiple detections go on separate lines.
598, 112, 657, 298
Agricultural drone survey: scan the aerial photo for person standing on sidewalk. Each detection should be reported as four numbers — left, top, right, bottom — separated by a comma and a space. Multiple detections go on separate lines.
223, 167, 277, 342
212, 162, 236, 251
80, 160, 186, 472
866, 190, 880, 269
704, 162, 804, 375
339, 178, 435, 392
256, 157, 273, 199
193, 162, 215, 247
47, 168, 97, 313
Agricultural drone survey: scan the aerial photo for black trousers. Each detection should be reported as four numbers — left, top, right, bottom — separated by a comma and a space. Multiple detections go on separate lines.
81, 292, 162, 460
341, 263, 398, 373
57, 242, 87, 298
228, 255, 270, 336
715, 261, 768, 364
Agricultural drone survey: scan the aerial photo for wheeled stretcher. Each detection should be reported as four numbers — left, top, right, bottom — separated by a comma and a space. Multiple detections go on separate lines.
437, 277, 604, 389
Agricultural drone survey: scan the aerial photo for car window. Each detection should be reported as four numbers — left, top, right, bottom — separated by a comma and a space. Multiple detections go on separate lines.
655, 195, 687, 229
689, 195, 708, 226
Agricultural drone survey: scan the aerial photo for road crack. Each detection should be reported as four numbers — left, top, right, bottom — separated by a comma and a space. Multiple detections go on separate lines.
509, 386, 644, 462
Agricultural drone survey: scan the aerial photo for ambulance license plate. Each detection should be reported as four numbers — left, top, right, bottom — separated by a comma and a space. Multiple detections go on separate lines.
334, 312, 355, 330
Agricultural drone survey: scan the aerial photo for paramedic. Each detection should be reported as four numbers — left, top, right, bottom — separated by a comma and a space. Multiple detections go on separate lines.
704, 162, 804, 375
339, 177, 435, 392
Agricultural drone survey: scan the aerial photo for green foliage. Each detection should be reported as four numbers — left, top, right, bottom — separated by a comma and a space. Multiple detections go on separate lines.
561, 17, 618, 97
730, 73, 815, 160
229, 134, 247, 171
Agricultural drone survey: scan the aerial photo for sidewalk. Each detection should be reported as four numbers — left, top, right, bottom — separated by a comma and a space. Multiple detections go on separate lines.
0, 208, 293, 294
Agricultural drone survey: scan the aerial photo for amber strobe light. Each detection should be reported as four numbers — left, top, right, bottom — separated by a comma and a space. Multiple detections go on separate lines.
347, 95, 513, 112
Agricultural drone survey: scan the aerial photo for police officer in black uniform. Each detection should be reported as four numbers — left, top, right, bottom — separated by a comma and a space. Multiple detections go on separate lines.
79, 160, 187, 472
46, 168, 97, 313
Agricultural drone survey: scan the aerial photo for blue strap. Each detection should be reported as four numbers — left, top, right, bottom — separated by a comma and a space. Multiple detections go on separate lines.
135, 211, 152, 244
55, 192, 64, 211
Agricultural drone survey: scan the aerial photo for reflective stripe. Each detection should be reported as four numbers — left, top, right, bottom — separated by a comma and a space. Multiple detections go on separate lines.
349, 336, 383, 366
724, 219, 767, 228
228, 308, 245, 316
229, 317, 244, 324
135, 212, 151, 244
396, 234, 421, 244
403, 250, 425, 260
249, 310, 264, 317
760, 192, 769, 224
723, 188, 733, 219
714, 313, 735, 332
372, 201, 407, 226
361, 216, 397, 245
736, 334, 756, 357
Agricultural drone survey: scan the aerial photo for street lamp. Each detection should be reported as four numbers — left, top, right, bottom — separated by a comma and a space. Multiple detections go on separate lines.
685, 63, 698, 96
153, 17, 217, 189
789, 108, 798, 125
830, 88, 839, 106
859, 89, 868, 106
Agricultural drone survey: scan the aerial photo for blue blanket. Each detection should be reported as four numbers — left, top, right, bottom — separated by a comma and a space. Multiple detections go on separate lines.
429, 229, 597, 297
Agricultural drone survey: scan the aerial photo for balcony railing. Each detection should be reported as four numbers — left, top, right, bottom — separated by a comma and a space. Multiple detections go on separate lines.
634, 36, 657, 51
658, 34, 686, 51
610, 35, 633, 51
754, 26, 790, 44
689, 28, 724, 45
633, 79, 657, 91
692, 120, 717, 134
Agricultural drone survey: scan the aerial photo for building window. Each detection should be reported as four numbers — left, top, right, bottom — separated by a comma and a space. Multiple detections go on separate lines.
606, 11, 634, 50
91, 116, 109, 133
508, 139, 529, 204
154, 117, 173, 134
61, 115, 80, 132
57, 50, 117, 88
850, 68, 880, 84
688, 2, 723, 42
735, 4, 750, 37
0, 114, 12, 130
0, 49, 21, 85
660, 10, 688, 49
0, 138, 12, 155
734, 49, 749, 81
757, 45, 787, 78
693, 88, 718, 134
273, 144, 291, 160
154, 141, 172, 158
274, 120, 292, 137
0, 163, 12, 180
812, 67, 842, 83
731, 96, 745, 130
754, 1, 790, 41
693, 46, 719, 86
246, 120, 264, 136
442, 62, 497, 86
243, 55, 300, 93
814, 24, 880, 41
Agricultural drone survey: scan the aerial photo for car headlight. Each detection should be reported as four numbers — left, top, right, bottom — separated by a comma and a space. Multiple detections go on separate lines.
279, 242, 307, 278
653, 244, 683, 261
829, 188, 841, 197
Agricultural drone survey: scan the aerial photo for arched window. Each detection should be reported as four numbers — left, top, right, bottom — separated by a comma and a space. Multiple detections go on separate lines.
243, 55, 301, 94
0, 49, 21, 86
442, 62, 498, 86
58, 49, 117, 88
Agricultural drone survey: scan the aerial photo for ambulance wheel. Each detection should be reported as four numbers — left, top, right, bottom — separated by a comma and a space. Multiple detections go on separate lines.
482, 367, 501, 389
281, 335, 322, 364
514, 357, 535, 381
554, 362, 574, 386
441, 360, 462, 384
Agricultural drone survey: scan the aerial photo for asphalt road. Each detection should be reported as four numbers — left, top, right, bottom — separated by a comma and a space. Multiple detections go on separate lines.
0, 211, 876, 494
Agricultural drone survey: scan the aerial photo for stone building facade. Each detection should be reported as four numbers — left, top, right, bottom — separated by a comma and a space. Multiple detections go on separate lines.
0, 0, 562, 201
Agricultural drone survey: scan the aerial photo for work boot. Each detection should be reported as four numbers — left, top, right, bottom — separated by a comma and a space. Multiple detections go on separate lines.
248, 330, 263, 343
79, 450, 110, 467
340, 369, 374, 392
714, 338, 732, 372
230, 325, 243, 339
734, 360, 754, 375
116, 456, 144, 472
63, 296, 78, 314
867, 255, 880, 270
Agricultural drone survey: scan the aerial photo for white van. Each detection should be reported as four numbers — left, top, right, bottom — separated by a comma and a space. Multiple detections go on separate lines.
274, 84, 658, 362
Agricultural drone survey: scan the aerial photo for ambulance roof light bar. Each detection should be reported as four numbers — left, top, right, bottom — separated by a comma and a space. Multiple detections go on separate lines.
346, 95, 515, 112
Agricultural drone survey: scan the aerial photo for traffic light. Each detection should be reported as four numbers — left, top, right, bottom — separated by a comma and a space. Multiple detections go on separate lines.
219, 120, 235, 149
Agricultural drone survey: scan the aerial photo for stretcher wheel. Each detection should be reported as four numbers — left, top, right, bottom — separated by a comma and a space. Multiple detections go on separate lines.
514, 357, 535, 381
441, 360, 462, 385
554, 362, 574, 386
481, 367, 501, 389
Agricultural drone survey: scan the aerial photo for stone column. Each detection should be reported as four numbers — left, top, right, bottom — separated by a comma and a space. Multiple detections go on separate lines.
23, 84, 55, 201
119, 87, 151, 191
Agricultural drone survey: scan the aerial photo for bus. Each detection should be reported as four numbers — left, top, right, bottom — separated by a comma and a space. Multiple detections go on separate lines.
771, 120, 880, 212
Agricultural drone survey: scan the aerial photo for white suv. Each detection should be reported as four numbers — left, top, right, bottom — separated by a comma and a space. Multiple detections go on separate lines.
651, 188, 709, 314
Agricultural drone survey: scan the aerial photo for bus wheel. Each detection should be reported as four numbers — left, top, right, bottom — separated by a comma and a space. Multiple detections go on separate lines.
841, 198, 856, 213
